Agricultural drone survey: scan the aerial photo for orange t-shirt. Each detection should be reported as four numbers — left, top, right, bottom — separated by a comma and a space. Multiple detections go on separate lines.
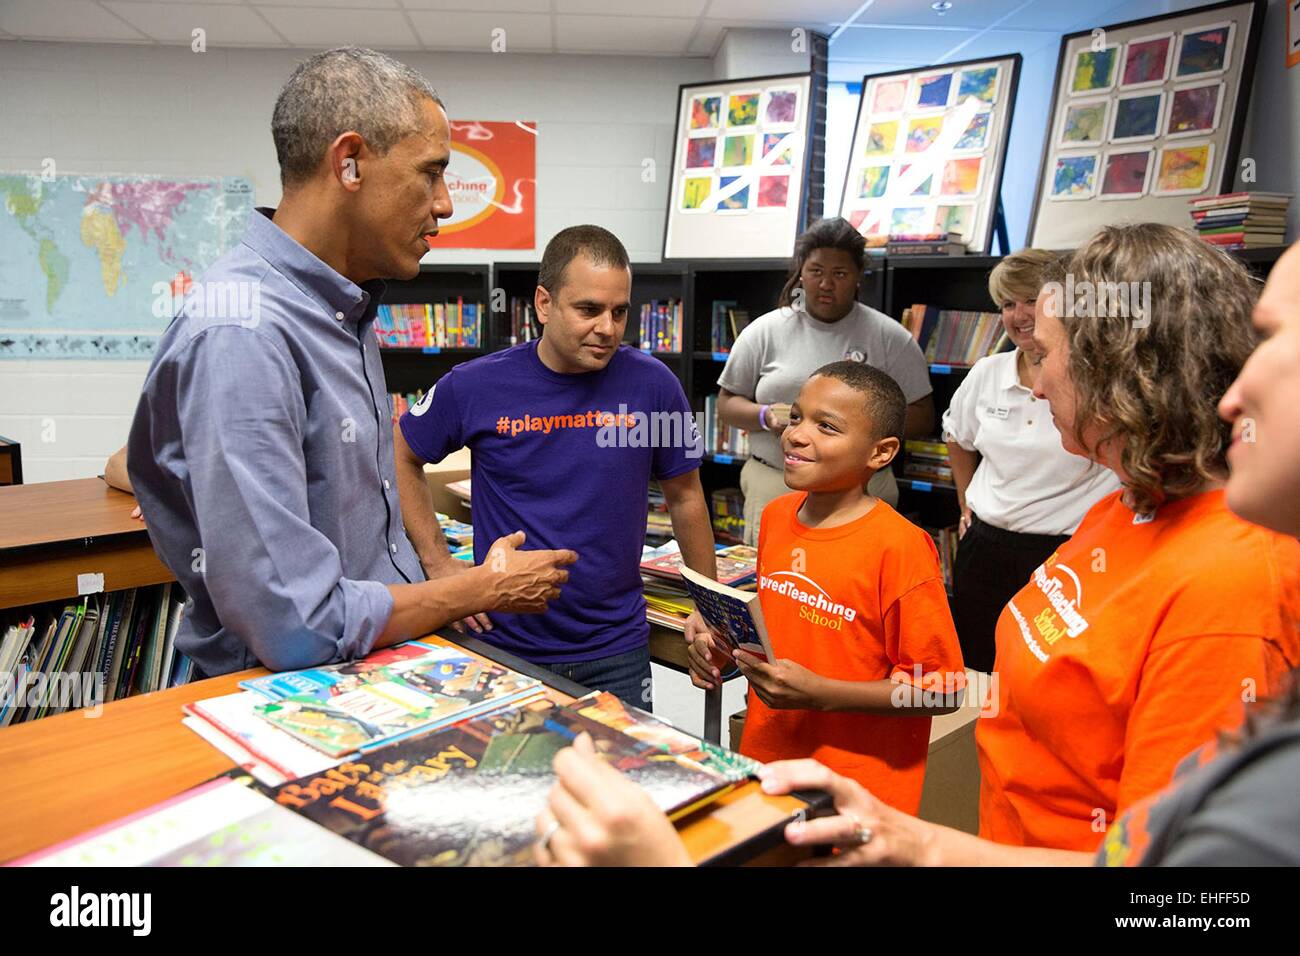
976, 489, 1300, 851
740, 492, 964, 814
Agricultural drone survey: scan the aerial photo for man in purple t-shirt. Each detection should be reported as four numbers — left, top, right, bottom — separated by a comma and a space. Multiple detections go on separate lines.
394, 225, 718, 708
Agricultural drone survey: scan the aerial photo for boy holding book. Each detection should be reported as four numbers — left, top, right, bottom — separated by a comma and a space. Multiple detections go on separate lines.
687, 360, 964, 813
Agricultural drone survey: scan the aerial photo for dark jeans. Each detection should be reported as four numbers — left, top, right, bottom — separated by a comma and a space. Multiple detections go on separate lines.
952, 514, 1070, 673
546, 644, 653, 712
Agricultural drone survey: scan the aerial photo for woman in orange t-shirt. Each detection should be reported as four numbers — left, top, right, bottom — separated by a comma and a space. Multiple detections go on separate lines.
531, 226, 1300, 867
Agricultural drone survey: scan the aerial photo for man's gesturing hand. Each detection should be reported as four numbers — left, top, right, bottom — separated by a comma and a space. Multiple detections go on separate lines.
483, 530, 578, 613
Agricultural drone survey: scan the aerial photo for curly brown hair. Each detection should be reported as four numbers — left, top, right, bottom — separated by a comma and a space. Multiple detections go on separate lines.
1044, 223, 1260, 515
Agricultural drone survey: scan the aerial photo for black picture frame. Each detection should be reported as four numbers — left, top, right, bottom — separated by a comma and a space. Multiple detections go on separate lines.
662, 71, 815, 261
1026, 0, 1266, 250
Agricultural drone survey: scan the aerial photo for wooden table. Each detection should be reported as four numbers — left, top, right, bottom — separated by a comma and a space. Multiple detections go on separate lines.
0, 477, 170, 609
0, 630, 827, 866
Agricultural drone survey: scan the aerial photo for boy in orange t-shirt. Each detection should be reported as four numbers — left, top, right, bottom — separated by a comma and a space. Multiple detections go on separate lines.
689, 361, 965, 814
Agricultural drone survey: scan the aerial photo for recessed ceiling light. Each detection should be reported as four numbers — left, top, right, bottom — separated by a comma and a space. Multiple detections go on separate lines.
932, 1, 953, 11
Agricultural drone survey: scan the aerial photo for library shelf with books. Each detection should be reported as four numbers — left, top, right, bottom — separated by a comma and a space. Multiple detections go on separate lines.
0, 479, 190, 726
377, 263, 492, 397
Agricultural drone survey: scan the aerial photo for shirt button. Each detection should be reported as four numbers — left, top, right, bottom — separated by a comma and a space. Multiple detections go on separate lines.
383, 479, 391, 491
335, 311, 345, 321
1027, 419, 1034, 426
1029, 396, 1036, 402
390, 542, 398, 554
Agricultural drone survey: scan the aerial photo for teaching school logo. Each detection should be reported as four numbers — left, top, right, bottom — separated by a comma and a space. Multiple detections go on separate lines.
1008, 553, 1089, 663
760, 571, 860, 631
409, 386, 434, 417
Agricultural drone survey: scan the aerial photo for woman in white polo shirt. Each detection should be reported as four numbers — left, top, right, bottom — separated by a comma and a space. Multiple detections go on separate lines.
941, 249, 1119, 672
717, 218, 934, 545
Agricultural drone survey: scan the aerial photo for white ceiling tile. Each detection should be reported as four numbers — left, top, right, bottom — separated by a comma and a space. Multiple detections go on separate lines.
399, 0, 552, 11
104, 2, 284, 44
256, 0, 401, 8
258, 7, 421, 47
0, 0, 149, 41
555, 15, 696, 54
407, 11, 551, 51
705, 0, 859, 25
557, 0, 708, 16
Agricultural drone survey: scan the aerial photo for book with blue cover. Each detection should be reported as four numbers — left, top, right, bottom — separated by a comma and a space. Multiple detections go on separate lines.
679, 565, 774, 664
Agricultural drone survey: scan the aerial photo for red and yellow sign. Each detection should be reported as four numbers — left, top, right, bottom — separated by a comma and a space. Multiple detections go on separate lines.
432, 120, 536, 249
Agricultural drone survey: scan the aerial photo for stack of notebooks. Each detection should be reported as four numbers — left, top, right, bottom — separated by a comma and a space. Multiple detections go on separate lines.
886, 231, 965, 257
702, 394, 750, 460
708, 300, 750, 353
902, 438, 954, 487
373, 300, 482, 349
0, 584, 190, 726
638, 298, 683, 353
1188, 192, 1292, 250
19, 688, 762, 867
901, 304, 1010, 366
710, 487, 745, 545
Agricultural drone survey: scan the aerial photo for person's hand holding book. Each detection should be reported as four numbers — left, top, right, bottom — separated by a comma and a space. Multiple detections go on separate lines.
534, 731, 693, 867
733, 651, 824, 710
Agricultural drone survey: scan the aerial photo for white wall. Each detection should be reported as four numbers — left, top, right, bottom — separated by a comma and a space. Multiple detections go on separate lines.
0, 40, 713, 483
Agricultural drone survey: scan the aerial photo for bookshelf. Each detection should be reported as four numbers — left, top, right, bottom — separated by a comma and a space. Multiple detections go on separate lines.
377, 263, 492, 400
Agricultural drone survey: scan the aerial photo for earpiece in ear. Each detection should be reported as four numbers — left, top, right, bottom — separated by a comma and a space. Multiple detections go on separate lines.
342, 158, 359, 184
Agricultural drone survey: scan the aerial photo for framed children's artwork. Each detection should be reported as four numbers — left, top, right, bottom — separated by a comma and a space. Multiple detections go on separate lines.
1028, 0, 1265, 249
664, 72, 813, 260
839, 53, 1021, 253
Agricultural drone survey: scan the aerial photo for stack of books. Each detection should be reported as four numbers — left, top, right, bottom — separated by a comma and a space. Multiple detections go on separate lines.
703, 394, 749, 460
902, 438, 953, 487
902, 304, 1010, 366
0, 584, 190, 726
374, 299, 482, 349
641, 542, 757, 588
886, 231, 965, 256
646, 481, 673, 539
1188, 192, 1292, 250
20, 689, 759, 867
184, 642, 545, 773
639, 541, 758, 631
638, 299, 683, 352
710, 487, 745, 544
708, 300, 750, 353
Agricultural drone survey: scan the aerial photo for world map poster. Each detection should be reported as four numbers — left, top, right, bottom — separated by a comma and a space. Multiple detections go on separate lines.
0, 173, 253, 359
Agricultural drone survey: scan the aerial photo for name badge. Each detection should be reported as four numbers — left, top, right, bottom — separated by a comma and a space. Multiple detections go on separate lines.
985, 405, 1010, 420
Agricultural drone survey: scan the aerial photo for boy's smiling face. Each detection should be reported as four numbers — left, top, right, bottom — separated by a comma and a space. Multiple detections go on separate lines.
782, 374, 899, 492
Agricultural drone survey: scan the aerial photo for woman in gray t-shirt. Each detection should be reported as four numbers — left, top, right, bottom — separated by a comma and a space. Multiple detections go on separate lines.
716, 218, 934, 544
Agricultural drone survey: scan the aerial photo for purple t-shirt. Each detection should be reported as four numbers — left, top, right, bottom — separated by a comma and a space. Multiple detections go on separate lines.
399, 340, 701, 663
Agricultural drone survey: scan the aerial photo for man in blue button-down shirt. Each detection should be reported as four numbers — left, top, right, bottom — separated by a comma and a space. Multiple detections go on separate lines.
128, 47, 575, 678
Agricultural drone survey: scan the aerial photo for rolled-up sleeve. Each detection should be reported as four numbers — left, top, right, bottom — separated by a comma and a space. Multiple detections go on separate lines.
175, 327, 392, 671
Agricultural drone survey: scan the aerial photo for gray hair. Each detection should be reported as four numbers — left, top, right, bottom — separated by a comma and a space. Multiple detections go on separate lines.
272, 46, 445, 187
